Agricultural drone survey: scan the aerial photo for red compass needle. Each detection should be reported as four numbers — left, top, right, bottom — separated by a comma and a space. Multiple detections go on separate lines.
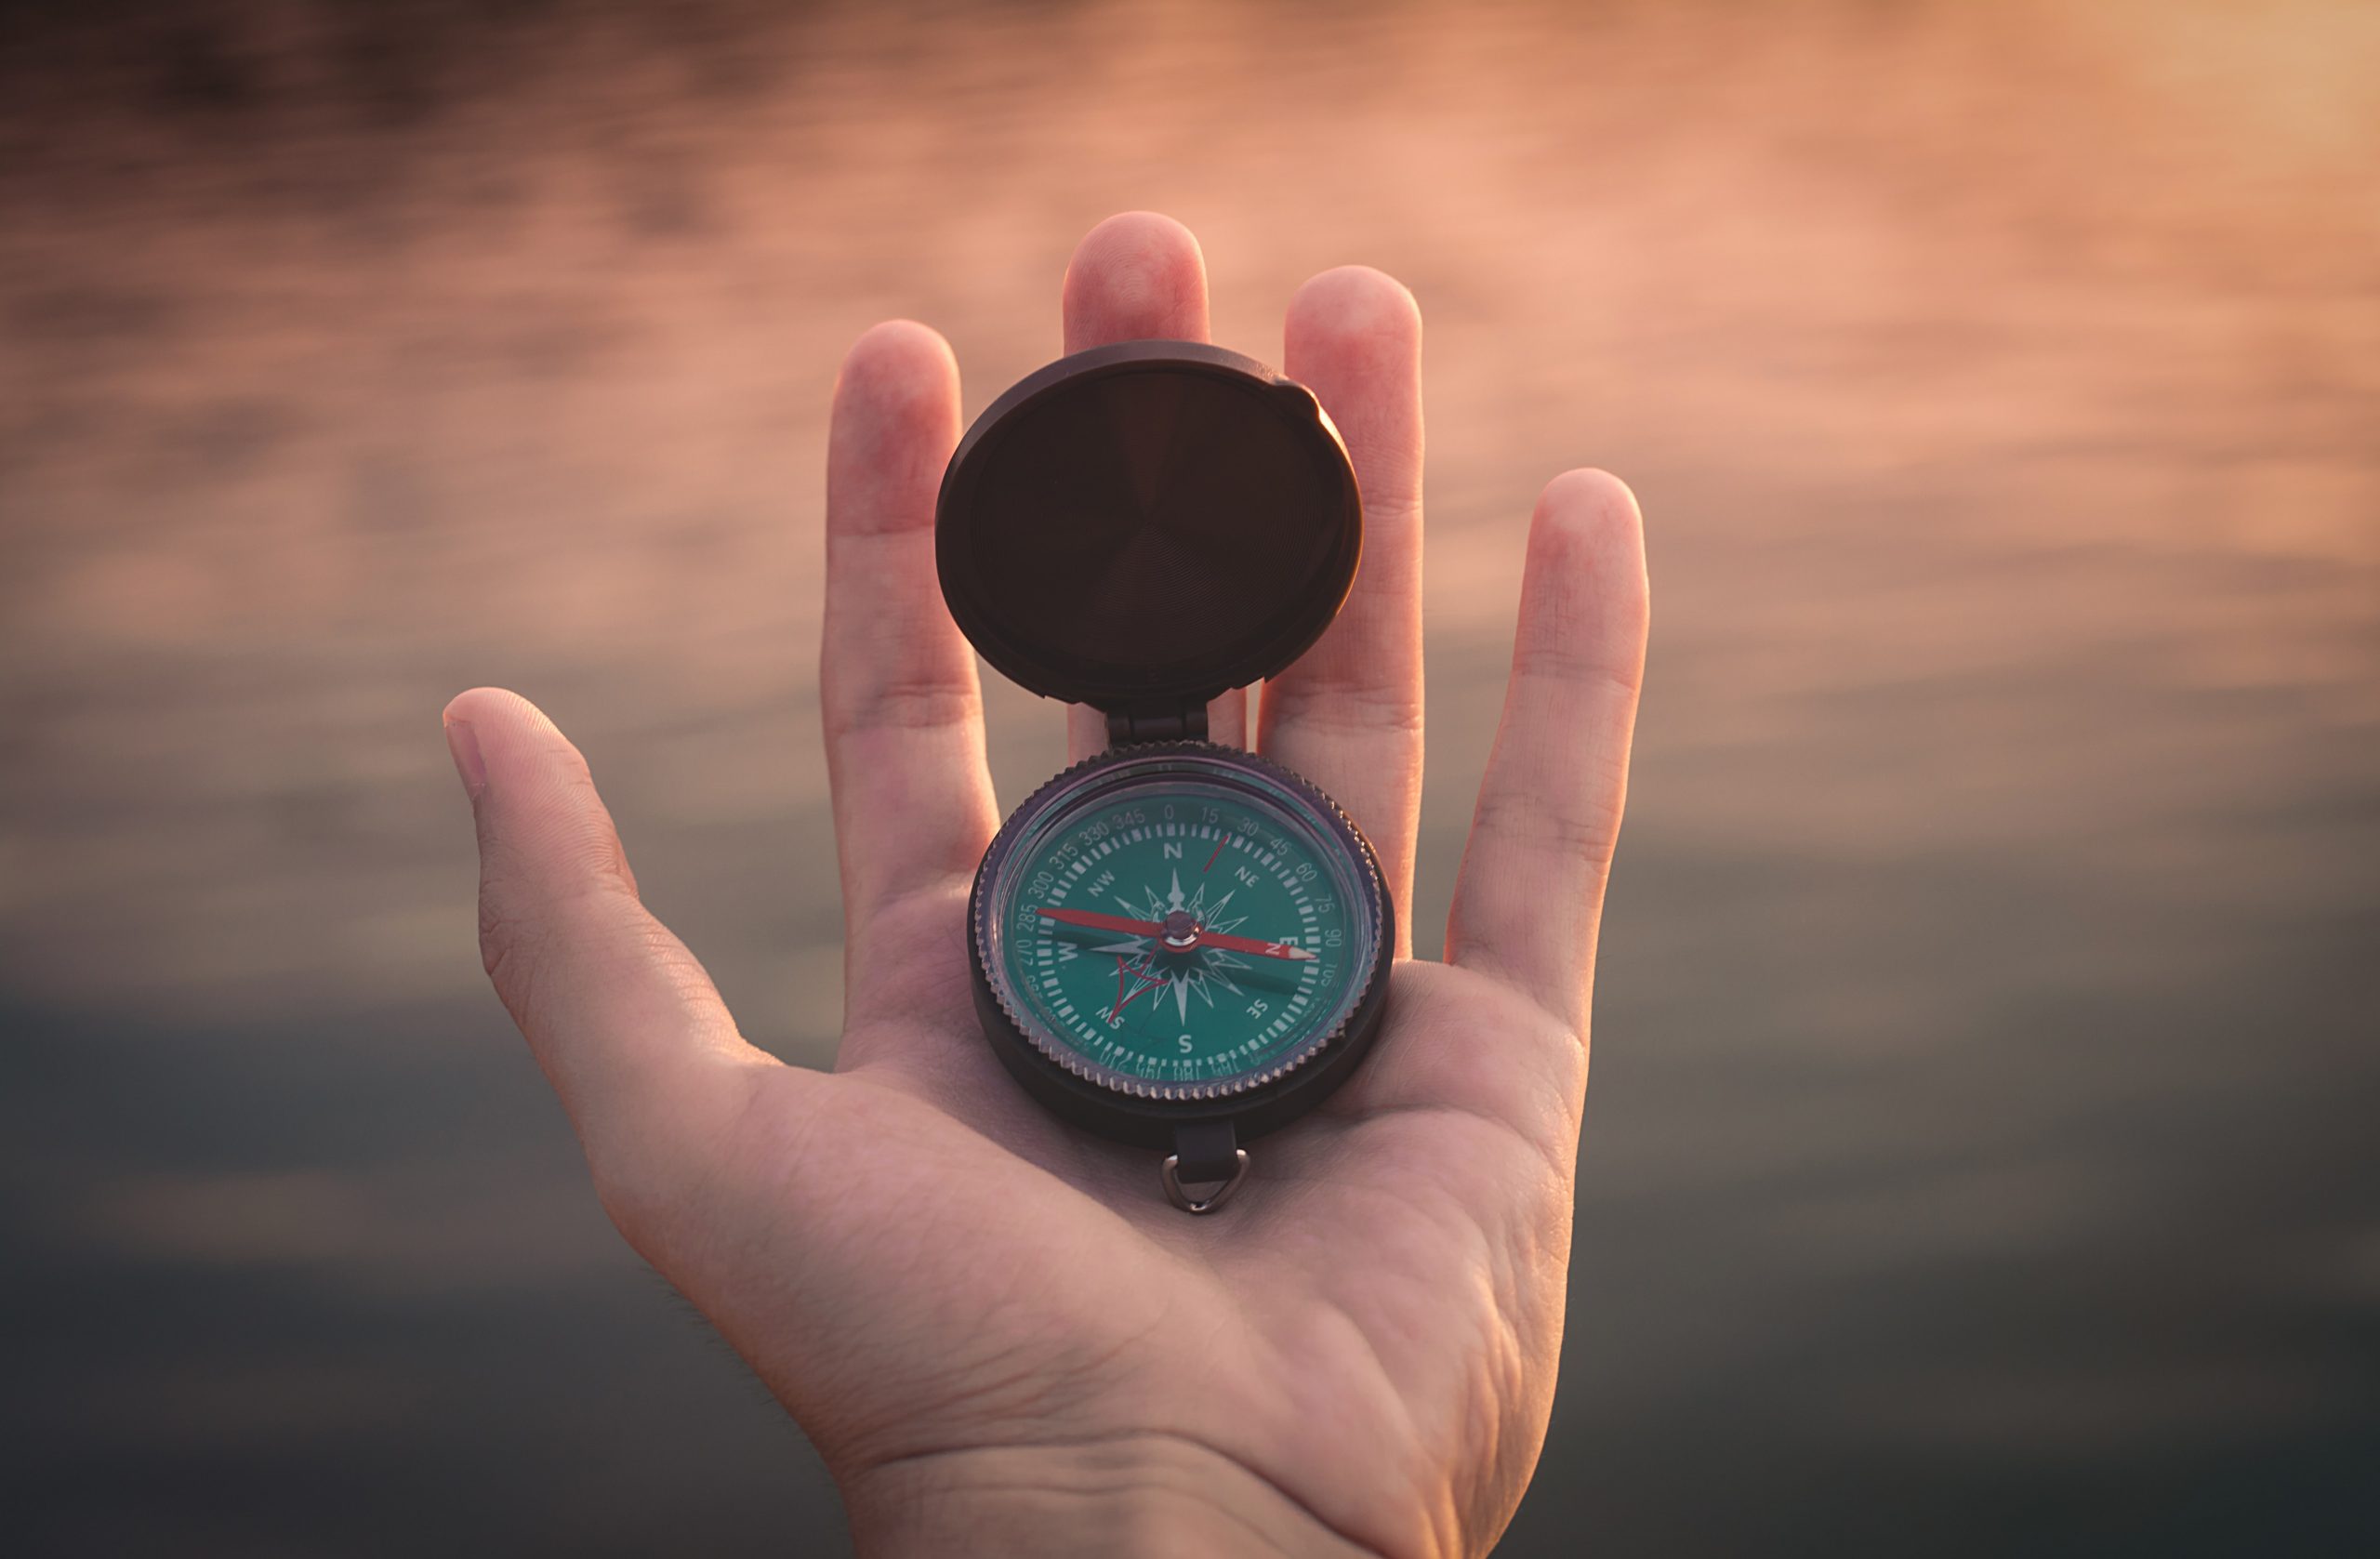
1034, 905, 1318, 961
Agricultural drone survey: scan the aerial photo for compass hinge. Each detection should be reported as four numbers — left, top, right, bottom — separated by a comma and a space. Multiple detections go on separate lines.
1105, 706, 1209, 746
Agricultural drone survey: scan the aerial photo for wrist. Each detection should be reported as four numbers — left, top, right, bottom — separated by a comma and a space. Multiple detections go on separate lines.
841, 1433, 1382, 1559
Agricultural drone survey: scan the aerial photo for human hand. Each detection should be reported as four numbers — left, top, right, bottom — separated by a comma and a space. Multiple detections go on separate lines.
442, 212, 1648, 1558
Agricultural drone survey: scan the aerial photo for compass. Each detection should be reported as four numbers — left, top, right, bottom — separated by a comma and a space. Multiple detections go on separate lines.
938, 340, 1395, 1213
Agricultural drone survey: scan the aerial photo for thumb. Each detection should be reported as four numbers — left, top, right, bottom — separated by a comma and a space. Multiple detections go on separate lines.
443, 688, 773, 1209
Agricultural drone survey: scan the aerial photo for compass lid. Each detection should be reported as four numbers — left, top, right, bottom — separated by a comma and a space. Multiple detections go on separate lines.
935, 340, 1363, 719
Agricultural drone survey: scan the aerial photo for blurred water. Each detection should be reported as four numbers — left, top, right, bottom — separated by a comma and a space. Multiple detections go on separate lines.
3, 1, 2375, 1553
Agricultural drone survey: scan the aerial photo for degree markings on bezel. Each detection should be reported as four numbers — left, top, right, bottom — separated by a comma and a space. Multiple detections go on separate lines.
973, 745, 1385, 1104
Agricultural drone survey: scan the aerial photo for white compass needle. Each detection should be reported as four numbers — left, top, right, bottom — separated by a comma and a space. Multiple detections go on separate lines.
1035, 906, 1318, 961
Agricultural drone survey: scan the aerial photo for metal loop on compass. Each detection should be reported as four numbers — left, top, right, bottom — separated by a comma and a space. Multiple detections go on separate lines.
1161, 1150, 1250, 1215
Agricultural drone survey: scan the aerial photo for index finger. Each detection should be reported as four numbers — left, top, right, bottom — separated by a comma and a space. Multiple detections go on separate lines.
822, 322, 998, 1032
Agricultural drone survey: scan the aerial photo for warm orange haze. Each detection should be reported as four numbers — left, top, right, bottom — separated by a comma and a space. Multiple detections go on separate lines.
2, 1, 2374, 1554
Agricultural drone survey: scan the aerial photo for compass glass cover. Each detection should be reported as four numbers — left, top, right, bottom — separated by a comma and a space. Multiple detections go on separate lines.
981, 758, 1379, 1097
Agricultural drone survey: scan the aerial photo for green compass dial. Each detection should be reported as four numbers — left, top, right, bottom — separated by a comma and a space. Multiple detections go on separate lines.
980, 756, 1380, 1097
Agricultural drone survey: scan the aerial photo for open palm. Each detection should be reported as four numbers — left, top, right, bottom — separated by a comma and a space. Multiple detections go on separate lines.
442, 213, 1647, 1559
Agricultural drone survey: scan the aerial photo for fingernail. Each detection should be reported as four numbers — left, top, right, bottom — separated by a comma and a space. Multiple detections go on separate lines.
443, 714, 487, 800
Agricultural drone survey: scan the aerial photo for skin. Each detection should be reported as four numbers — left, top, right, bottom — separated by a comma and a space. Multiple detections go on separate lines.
442, 212, 1648, 1559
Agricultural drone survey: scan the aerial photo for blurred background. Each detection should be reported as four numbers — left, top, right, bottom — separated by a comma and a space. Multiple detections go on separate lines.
3, 0, 2374, 1552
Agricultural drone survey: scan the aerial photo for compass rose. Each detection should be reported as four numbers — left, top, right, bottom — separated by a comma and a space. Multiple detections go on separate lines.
1038, 867, 1309, 1023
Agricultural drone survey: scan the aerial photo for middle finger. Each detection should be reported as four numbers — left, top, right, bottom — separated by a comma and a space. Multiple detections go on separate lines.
1054, 212, 1245, 760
